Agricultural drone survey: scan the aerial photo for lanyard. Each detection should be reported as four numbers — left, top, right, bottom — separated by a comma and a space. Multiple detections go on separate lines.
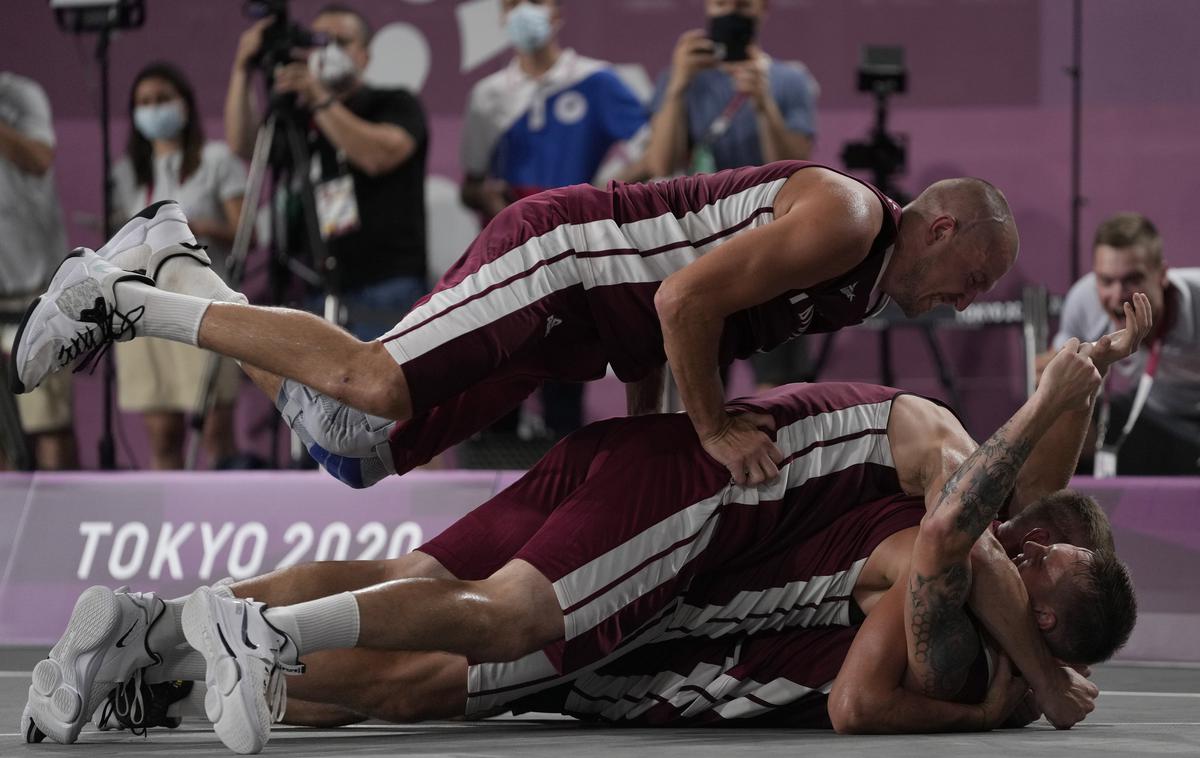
700, 92, 748, 146
1095, 334, 1164, 454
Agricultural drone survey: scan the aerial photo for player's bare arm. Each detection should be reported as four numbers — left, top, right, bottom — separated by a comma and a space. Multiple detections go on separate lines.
904, 342, 1101, 721
1011, 293, 1153, 512
655, 170, 882, 485
829, 583, 1027, 734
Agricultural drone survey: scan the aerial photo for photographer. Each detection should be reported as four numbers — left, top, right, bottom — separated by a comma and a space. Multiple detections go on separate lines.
643, 0, 820, 391
642, 0, 817, 179
224, 3, 429, 340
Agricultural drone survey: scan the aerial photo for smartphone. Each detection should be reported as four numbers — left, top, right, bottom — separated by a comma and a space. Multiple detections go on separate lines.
708, 14, 754, 63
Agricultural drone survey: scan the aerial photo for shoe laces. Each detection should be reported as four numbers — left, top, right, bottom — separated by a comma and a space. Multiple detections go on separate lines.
97, 668, 149, 735
61, 295, 144, 376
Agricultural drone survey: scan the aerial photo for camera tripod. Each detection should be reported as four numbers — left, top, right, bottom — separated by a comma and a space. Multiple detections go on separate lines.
183, 101, 341, 469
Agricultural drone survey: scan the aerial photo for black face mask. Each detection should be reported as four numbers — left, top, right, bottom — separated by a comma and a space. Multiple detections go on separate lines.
708, 12, 756, 62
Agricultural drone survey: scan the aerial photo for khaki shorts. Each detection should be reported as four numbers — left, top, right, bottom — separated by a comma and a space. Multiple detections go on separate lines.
116, 337, 241, 413
0, 323, 74, 434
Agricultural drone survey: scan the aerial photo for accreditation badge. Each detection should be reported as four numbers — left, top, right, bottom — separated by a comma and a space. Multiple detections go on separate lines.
315, 174, 361, 240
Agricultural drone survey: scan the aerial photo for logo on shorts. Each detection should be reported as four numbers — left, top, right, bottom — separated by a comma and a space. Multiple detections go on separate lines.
841, 283, 857, 301
545, 315, 563, 337
793, 305, 815, 335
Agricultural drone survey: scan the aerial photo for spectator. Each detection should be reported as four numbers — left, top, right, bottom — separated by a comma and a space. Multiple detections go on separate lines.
642, 0, 819, 390
0, 71, 75, 470
225, 3, 429, 340
1041, 213, 1200, 475
111, 62, 246, 469
460, 0, 648, 437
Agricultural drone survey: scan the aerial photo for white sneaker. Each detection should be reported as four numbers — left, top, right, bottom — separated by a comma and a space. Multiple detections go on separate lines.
182, 587, 303, 755
98, 199, 211, 279
23, 586, 164, 744
8, 249, 152, 394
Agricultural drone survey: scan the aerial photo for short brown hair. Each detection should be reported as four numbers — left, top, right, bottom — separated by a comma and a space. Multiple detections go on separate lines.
1047, 550, 1137, 664
1009, 490, 1115, 553
1093, 212, 1163, 268
316, 3, 372, 45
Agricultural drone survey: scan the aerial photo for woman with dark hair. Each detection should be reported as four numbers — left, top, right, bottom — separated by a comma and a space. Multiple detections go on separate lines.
112, 62, 247, 469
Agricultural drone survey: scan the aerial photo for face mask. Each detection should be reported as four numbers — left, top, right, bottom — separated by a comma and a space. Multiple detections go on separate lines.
506, 2, 553, 54
708, 12, 756, 62
133, 101, 186, 141
309, 42, 359, 93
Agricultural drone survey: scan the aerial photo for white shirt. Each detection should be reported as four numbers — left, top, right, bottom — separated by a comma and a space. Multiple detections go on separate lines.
111, 141, 247, 276
1054, 268, 1200, 428
0, 72, 67, 296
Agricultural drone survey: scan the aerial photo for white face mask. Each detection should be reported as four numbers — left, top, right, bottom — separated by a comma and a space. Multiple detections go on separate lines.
506, 2, 553, 54
309, 42, 359, 93
133, 101, 186, 141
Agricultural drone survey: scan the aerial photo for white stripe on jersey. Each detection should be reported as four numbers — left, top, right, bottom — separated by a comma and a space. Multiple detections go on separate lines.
552, 399, 895, 643
666, 559, 866, 638
557, 492, 723, 642
465, 649, 559, 715
565, 658, 829, 722
380, 179, 785, 366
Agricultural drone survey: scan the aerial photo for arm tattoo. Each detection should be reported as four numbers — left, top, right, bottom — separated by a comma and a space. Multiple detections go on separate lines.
908, 564, 979, 698
934, 419, 1034, 541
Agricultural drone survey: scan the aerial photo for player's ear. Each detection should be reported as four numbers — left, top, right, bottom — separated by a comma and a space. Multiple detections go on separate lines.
1023, 527, 1050, 546
928, 214, 955, 245
1032, 603, 1056, 632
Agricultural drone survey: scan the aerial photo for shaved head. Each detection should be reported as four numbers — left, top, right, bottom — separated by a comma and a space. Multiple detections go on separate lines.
911, 177, 1019, 266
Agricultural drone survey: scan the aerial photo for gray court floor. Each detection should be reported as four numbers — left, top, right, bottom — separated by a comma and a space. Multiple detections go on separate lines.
1, 647, 1197, 758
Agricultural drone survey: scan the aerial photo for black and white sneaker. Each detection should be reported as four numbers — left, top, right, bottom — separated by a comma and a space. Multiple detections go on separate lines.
182, 587, 304, 755
97, 199, 212, 279
9, 249, 152, 394
22, 586, 164, 744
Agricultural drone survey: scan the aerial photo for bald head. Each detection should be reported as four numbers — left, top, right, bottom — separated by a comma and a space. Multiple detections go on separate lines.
910, 177, 1019, 266
885, 178, 1019, 316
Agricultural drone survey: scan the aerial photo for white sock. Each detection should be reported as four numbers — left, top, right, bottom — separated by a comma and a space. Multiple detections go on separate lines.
147, 647, 209, 683
264, 592, 360, 656
114, 281, 210, 346
148, 598, 187, 650
157, 256, 246, 305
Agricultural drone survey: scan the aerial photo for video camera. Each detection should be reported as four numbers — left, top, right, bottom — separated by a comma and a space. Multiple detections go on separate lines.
243, 0, 326, 73
841, 45, 909, 201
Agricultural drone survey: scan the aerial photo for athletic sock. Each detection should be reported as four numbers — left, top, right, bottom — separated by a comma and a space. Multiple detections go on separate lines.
156, 255, 246, 305
148, 598, 187, 651
147, 648, 209, 683
263, 592, 360, 656
113, 281, 210, 346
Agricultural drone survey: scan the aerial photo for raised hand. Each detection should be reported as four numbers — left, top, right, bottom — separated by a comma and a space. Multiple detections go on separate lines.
1037, 338, 1102, 413
700, 411, 783, 487
1091, 291, 1154, 376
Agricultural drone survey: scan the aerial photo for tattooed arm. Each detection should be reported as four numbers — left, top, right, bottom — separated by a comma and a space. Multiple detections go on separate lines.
903, 341, 1101, 700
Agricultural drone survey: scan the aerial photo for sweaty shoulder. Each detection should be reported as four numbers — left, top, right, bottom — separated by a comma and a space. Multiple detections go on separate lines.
774, 168, 883, 262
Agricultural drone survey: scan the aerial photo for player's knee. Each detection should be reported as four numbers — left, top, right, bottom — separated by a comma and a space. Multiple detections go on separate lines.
474, 571, 561, 661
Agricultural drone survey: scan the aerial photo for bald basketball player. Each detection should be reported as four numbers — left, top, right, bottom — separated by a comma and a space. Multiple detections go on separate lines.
12, 161, 1018, 487
24, 305, 1149, 750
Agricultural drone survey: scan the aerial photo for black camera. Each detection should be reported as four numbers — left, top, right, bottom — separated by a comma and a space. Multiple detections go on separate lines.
243, 0, 325, 72
841, 45, 909, 200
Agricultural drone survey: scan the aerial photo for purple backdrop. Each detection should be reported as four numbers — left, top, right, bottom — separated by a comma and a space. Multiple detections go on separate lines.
3, 0, 1200, 461
1, 471, 1197, 662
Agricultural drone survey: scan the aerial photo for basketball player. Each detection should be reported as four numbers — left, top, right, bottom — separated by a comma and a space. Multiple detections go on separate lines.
11, 162, 1018, 487
23, 321, 1147, 751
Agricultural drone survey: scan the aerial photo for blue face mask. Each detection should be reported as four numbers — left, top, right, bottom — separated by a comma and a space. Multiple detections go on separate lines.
506, 2, 553, 54
133, 101, 186, 141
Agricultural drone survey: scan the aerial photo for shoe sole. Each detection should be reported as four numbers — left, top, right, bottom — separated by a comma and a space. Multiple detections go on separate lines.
8, 249, 87, 395
183, 589, 269, 755
25, 586, 121, 744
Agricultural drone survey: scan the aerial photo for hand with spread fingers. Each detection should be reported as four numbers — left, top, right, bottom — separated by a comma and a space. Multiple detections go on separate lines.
1089, 291, 1154, 377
